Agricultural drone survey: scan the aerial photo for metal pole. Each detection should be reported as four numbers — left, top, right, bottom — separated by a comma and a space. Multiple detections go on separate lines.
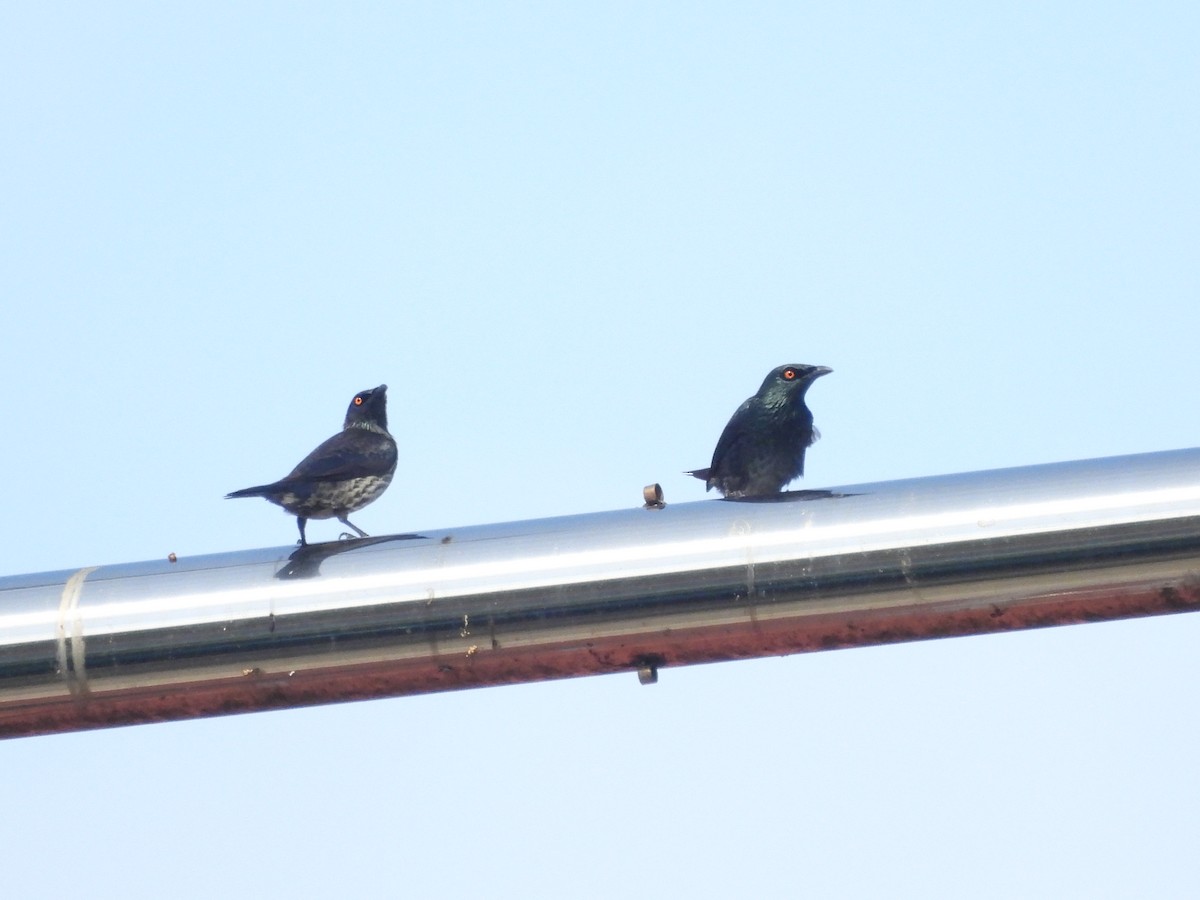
3, 448, 1200, 739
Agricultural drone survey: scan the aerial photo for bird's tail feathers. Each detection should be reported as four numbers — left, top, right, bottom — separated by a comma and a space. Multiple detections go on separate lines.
225, 485, 275, 499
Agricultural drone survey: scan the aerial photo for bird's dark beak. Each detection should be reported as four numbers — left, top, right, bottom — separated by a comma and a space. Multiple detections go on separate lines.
809, 366, 833, 379
375, 384, 388, 394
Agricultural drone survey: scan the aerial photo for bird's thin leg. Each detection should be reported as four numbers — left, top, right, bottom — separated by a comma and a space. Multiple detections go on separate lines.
338, 516, 369, 538
297, 517, 309, 546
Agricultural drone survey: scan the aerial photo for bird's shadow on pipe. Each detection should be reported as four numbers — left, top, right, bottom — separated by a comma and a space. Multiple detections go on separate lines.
275, 533, 427, 580
719, 489, 860, 503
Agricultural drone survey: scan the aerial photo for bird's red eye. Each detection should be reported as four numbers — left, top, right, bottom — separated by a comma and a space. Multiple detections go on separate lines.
354, 396, 364, 406
783, 368, 796, 380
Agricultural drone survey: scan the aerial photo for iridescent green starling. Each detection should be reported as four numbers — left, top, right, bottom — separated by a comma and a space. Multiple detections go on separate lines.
687, 364, 831, 498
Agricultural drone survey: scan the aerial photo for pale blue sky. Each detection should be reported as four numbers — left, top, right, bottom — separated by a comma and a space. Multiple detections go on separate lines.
3, 3, 1199, 896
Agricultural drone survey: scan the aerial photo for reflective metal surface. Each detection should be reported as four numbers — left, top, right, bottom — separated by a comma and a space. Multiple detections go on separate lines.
3, 448, 1200, 738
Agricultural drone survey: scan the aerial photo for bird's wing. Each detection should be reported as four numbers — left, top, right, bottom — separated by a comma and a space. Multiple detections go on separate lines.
282, 431, 399, 483
707, 400, 757, 471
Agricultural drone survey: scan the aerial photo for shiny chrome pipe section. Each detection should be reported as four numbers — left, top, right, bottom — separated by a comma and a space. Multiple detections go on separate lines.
3, 449, 1200, 738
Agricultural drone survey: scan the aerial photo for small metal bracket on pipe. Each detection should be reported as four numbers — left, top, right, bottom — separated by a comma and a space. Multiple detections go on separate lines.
3, 448, 1200, 739
643, 483, 665, 509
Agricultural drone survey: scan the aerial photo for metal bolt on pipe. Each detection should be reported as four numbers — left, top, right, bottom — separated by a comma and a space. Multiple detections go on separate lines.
3, 448, 1200, 739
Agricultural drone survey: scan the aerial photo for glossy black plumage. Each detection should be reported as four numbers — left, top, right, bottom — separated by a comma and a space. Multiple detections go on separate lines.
687, 364, 831, 498
226, 385, 398, 544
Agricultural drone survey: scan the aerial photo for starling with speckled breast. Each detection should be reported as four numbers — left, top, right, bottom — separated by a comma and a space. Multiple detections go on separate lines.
226, 384, 398, 544
687, 364, 831, 498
